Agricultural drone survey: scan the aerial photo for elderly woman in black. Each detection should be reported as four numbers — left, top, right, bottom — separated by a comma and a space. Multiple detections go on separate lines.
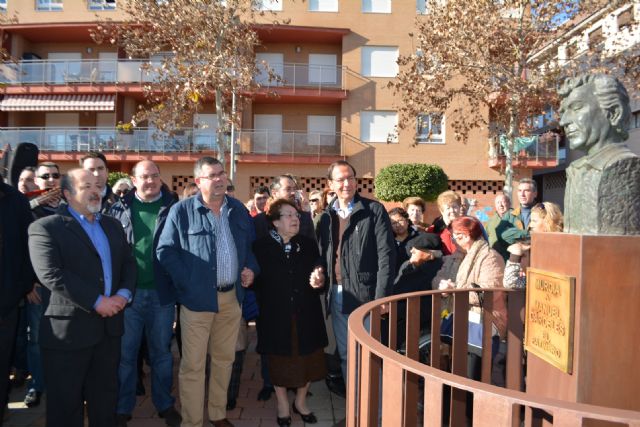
250, 199, 327, 426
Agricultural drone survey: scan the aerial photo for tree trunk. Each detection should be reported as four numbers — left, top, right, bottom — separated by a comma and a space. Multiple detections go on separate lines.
504, 106, 519, 197
215, 88, 226, 166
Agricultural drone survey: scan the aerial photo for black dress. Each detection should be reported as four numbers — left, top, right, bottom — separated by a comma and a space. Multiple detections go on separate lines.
252, 233, 328, 387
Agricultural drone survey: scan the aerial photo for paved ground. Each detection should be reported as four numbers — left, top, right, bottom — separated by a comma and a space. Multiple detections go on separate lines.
4, 324, 346, 427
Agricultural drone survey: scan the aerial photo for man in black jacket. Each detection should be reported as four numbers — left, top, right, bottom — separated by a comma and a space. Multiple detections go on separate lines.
0, 177, 33, 423
317, 160, 395, 379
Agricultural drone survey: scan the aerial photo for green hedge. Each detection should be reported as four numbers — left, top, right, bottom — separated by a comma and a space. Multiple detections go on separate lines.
108, 171, 130, 188
374, 163, 448, 202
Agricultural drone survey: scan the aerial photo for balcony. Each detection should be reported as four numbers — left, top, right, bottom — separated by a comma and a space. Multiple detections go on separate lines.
488, 133, 563, 169
0, 59, 348, 92
347, 288, 640, 425
0, 127, 344, 162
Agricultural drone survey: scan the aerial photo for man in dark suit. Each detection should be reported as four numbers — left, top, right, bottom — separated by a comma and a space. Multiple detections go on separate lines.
28, 168, 136, 427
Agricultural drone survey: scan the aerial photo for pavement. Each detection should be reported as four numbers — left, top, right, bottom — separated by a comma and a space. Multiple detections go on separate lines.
4, 324, 346, 427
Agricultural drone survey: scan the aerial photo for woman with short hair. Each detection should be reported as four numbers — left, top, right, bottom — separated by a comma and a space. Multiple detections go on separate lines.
427, 190, 463, 255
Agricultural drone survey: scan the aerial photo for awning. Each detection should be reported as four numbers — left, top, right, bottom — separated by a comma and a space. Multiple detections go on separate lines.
0, 94, 115, 111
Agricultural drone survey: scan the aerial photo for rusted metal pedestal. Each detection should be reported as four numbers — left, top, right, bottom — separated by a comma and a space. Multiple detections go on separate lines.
527, 233, 640, 418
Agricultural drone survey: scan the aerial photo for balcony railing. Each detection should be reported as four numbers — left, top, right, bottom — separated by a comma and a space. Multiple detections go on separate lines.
0, 127, 343, 158
488, 133, 563, 169
0, 59, 347, 90
347, 289, 640, 426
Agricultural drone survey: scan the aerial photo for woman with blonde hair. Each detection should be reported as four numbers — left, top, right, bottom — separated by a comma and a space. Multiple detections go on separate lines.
504, 202, 563, 289
427, 191, 462, 255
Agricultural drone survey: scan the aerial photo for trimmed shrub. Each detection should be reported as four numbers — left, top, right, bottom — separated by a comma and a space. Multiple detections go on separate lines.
108, 171, 130, 188
375, 163, 448, 202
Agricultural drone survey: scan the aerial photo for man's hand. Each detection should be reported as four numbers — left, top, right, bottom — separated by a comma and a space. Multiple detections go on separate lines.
240, 267, 255, 288
95, 296, 127, 318
26, 284, 42, 305
309, 266, 325, 289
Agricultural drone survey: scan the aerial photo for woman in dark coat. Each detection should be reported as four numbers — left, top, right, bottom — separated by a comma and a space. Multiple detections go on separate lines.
251, 199, 327, 426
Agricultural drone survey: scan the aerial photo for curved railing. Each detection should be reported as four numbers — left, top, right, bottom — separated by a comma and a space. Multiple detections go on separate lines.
347, 288, 640, 426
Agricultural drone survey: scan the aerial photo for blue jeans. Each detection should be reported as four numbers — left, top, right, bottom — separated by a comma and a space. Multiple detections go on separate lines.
330, 285, 349, 380
117, 289, 175, 415
26, 288, 44, 392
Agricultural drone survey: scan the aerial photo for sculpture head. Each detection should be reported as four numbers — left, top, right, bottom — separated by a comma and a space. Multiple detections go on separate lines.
558, 74, 630, 153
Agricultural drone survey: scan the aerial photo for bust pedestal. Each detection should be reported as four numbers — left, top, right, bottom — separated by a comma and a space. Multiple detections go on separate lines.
527, 232, 640, 416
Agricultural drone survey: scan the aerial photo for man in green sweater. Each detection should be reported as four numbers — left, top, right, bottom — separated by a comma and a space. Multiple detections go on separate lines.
108, 160, 180, 427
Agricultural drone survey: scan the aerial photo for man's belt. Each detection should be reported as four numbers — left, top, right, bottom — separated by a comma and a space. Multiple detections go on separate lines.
217, 284, 235, 293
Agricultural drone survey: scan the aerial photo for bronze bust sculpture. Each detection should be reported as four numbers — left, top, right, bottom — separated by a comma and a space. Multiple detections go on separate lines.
560, 74, 640, 235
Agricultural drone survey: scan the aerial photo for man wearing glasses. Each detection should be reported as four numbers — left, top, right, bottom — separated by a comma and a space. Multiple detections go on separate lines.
158, 157, 258, 427
108, 161, 180, 427
31, 162, 62, 218
317, 160, 396, 382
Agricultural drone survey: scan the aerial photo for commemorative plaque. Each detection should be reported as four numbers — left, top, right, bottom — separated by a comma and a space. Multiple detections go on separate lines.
524, 268, 575, 374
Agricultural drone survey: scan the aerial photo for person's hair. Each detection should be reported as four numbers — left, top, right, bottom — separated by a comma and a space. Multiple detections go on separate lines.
451, 216, 483, 241
402, 196, 425, 213
518, 178, 537, 193
323, 187, 335, 200
182, 182, 199, 199
21, 166, 36, 174
531, 202, 564, 232
113, 177, 133, 190
193, 156, 222, 178
37, 162, 60, 173
254, 185, 269, 196
60, 168, 84, 196
309, 190, 324, 207
132, 160, 160, 177
495, 192, 511, 204
265, 199, 298, 224
270, 174, 297, 193
327, 160, 356, 180
388, 207, 412, 229
79, 152, 107, 168
559, 73, 630, 141
436, 190, 461, 212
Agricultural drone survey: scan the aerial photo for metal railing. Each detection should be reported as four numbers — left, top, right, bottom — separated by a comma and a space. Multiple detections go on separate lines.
347, 289, 640, 426
488, 133, 561, 164
0, 127, 344, 158
0, 59, 347, 90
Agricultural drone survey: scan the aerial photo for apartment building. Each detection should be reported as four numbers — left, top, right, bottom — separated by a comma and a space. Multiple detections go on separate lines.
0, 0, 537, 213
526, 1, 640, 208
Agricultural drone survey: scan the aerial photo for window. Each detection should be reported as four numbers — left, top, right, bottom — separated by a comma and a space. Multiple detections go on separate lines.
417, 0, 445, 14
254, 0, 282, 11
416, 113, 444, 143
37, 0, 63, 10
362, 0, 390, 13
307, 115, 336, 146
308, 54, 337, 84
588, 27, 604, 50
617, 9, 634, 31
360, 111, 398, 143
0, 0, 6, 12
89, 0, 116, 10
309, 0, 338, 12
631, 111, 640, 130
361, 46, 398, 77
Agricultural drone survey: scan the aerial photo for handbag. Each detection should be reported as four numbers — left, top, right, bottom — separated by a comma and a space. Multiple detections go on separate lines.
440, 284, 484, 350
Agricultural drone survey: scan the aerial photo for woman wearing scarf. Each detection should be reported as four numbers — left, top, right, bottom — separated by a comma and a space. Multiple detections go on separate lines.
250, 199, 327, 426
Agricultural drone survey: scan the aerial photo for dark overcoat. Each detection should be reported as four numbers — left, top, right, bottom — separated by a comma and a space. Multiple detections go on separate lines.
252, 234, 327, 356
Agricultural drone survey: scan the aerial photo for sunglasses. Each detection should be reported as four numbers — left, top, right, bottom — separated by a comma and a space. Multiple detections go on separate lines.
309, 198, 319, 203
39, 173, 61, 180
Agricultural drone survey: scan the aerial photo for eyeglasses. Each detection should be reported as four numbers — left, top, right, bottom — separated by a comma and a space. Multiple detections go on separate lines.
332, 176, 356, 184
309, 198, 319, 203
199, 171, 226, 180
115, 189, 130, 197
39, 173, 60, 180
391, 219, 408, 226
280, 212, 301, 219
328, 192, 336, 197
136, 173, 160, 181
226, 186, 235, 192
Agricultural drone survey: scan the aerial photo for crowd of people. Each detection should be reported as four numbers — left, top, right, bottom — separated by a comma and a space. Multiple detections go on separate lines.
0, 153, 565, 427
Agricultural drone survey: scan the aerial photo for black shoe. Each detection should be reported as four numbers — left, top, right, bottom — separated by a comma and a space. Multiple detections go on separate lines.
115, 413, 131, 427
276, 415, 292, 426
10, 370, 27, 388
292, 402, 317, 424
325, 376, 346, 399
226, 398, 236, 411
257, 385, 274, 401
158, 406, 182, 427
23, 389, 42, 408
